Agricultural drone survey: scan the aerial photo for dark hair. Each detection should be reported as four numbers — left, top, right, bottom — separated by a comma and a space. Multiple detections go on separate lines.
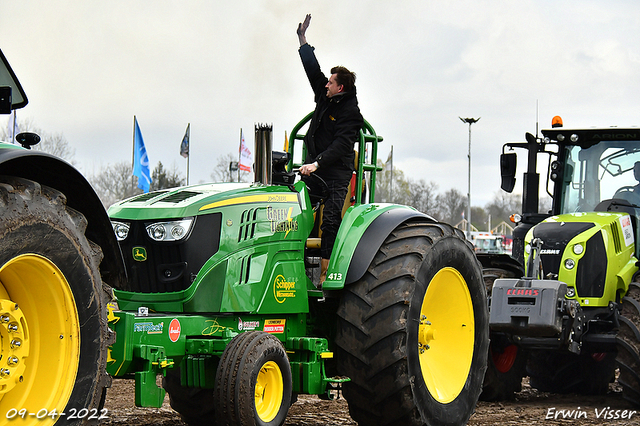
331, 66, 356, 92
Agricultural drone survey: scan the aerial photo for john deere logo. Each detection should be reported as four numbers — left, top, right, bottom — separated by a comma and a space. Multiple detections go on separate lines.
132, 247, 147, 262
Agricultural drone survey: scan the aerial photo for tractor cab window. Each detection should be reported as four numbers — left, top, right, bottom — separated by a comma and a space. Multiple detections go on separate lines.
560, 141, 640, 214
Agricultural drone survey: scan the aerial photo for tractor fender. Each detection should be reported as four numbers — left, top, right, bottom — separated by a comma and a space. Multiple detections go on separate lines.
322, 204, 435, 290
0, 146, 127, 288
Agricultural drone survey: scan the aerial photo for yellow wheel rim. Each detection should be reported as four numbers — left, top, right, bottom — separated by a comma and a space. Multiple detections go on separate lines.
0, 254, 80, 426
418, 267, 475, 404
255, 360, 283, 422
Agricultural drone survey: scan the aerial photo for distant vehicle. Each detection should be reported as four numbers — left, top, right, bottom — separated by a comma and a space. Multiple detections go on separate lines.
469, 232, 507, 254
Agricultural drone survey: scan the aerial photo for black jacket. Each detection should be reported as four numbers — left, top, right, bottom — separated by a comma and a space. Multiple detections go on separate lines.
299, 43, 363, 182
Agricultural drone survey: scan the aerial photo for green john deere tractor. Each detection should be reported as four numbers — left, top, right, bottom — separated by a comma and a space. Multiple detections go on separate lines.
106, 116, 489, 426
482, 118, 640, 405
0, 50, 122, 426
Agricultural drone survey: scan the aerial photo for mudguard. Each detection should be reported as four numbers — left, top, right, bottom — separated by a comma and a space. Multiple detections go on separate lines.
0, 144, 127, 287
322, 203, 434, 289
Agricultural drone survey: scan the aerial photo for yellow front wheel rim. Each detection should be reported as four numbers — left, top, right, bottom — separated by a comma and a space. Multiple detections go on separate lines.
0, 254, 80, 425
255, 360, 284, 422
418, 267, 475, 404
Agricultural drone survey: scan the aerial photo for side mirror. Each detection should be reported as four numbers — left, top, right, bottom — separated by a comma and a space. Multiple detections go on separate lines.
15, 132, 41, 149
500, 152, 517, 193
0, 86, 11, 114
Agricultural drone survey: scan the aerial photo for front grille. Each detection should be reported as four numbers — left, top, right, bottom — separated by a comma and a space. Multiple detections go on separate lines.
533, 222, 595, 276
575, 232, 607, 298
118, 213, 222, 293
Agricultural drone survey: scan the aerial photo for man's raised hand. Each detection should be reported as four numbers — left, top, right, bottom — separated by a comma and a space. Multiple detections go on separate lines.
297, 14, 311, 46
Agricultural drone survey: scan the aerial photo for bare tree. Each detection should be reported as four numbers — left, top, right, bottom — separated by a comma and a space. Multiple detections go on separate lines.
90, 161, 142, 207
2, 117, 76, 164
211, 153, 251, 183
150, 161, 186, 191
407, 179, 439, 218
436, 188, 467, 226
485, 191, 522, 227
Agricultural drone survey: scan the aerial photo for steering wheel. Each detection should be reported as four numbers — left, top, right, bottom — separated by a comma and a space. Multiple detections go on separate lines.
613, 186, 640, 206
294, 170, 329, 207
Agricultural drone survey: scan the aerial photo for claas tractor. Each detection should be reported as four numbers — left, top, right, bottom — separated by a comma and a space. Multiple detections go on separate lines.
105, 116, 490, 426
482, 116, 640, 405
0, 50, 122, 425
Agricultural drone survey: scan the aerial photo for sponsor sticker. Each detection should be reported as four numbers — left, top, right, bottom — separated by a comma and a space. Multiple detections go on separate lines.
619, 215, 634, 247
273, 275, 296, 303
169, 318, 181, 342
264, 319, 286, 334
238, 317, 260, 331
133, 322, 163, 334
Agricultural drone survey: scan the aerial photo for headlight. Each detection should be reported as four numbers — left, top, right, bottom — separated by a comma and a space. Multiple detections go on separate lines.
573, 243, 584, 255
111, 221, 130, 241
564, 258, 575, 270
146, 218, 194, 242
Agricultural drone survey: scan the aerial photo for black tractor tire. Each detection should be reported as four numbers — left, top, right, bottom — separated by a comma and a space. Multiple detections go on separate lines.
527, 350, 616, 395
163, 369, 215, 426
214, 331, 293, 426
617, 282, 640, 406
0, 176, 111, 426
335, 221, 489, 426
480, 267, 527, 401
480, 342, 527, 401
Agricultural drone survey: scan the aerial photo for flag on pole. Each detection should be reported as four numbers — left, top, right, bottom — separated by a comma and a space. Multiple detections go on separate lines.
385, 146, 393, 172
180, 123, 190, 158
6, 110, 19, 144
133, 116, 152, 193
239, 129, 252, 172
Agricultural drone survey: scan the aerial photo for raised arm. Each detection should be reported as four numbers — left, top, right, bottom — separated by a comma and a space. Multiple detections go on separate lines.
297, 14, 311, 46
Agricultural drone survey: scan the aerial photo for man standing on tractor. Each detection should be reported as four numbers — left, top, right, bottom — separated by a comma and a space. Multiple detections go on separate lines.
297, 14, 364, 283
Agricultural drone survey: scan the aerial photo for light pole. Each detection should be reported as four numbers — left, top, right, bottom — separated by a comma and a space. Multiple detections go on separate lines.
459, 117, 480, 239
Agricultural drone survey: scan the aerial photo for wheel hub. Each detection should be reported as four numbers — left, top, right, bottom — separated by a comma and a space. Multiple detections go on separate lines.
0, 298, 30, 394
418, 267, 475, 404
255, 360, 283, 422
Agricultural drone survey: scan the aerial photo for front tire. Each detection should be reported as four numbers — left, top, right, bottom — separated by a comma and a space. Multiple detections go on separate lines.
335, 221, 488, 426
617, 282, 640, 406
0, 177, 110, 426
214, 331, 292, 426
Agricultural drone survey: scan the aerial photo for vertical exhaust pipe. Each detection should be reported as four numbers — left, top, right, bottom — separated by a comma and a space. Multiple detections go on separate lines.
254, 123, 272, 185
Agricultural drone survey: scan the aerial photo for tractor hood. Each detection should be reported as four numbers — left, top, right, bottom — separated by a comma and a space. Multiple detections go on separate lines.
108, 182, 301, 221
524, 212, 637, 306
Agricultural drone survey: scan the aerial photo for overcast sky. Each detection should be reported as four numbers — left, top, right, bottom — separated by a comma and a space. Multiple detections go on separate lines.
2, 1, 640, 208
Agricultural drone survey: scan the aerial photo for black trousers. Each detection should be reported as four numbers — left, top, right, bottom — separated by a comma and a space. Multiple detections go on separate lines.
303, 175, 350, 259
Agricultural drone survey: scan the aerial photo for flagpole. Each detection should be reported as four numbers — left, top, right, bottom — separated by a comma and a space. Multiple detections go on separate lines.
187, 123, 190, 185
132, 116, 136, 192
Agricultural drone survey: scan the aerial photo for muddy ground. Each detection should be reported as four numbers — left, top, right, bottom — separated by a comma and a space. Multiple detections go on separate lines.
102, 378, 637, 426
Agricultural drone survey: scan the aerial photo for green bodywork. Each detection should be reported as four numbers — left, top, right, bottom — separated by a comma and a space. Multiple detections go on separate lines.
107, 115, 413, 406
524, 212, 638, 308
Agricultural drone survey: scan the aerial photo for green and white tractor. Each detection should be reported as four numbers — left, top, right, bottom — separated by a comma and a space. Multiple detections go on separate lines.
482, 118, 640, 405
105, 117, 489, 426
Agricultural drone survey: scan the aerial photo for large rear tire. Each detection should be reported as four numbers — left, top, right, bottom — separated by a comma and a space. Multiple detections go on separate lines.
335, 221, 488, 426
480, 267, 527, 401
617, 282, 640, 406
214, 331, 292, 426
0, 177, 111, 426
163, 369, 215, 426
527, 350, 616, 395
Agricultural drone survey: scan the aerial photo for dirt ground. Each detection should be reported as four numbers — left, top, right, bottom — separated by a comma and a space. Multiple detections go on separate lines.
102, 378, 638, 426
